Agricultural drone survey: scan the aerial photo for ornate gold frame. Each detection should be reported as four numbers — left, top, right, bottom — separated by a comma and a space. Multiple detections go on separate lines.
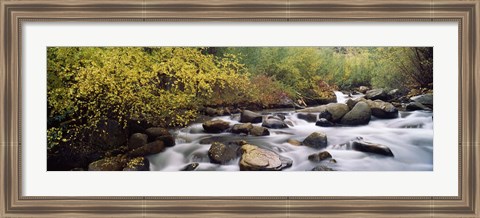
1, 0, 479, 217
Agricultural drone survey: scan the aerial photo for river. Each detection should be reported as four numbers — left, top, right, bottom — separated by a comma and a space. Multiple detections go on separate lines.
148, 91, 433, 171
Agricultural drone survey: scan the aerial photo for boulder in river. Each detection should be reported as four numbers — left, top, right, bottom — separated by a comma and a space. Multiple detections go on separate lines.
351, 139, 394, 157
358, 86, 370, 94
88, 155, 128, 171
208, 142, 240, 164
370, 100, 399, 119
297, 105, 327, 113
340, 101, 371, 126
240, 110, 263, 123
406, 101, 432, 111
123, 157, 149, 171
262, 118, 288, 129
202, 120, 230, 133
249, 126, 270, 136
127, 140, 165, 158
297, 113, 318, 123
303, 131, 328, 149
315, 118, 335, 127
145, 127, 171, 142
410, 94, 433, 109
231, 123, 253, 134
239, 144, 292, 171
325, 103, 350, 122
128, 133, 148, 150
308, 151, 333, 162
365, 88, 389, 101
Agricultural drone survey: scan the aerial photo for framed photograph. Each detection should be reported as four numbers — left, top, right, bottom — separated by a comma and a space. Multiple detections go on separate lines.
1, 0, 479, 217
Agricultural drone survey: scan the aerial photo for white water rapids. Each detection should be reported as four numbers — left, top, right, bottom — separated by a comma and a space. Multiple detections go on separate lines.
148, 91, 433, 171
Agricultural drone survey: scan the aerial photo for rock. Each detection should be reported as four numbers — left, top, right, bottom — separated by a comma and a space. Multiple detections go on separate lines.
181, 163, 199, 171
346, 98, 357, 110
315, 118, 335, 127
127, 140, 165, 158
358, 86, 370, 94
205, 107, 218, 116
262, 118, 288, 129
287, 139, 302, 146
318, 110, 333, 121
325, 103, 350, 122
351, 139, 394, 157
231, 123, 253, 134
90, 119, 127, 150
370, 100, 398, 119
123, 157, 149, 171
340, 102, 371, 126
365, 88, 388, 101
311, 165, 335, 171
388, 89, 401, 98
308, 151, 333, 162
303, 132, 328, 149
411, 94, 433, 109
240, 110, 263, 123
128, 133, 148, 150
156, 135, 175, 147
249, 126, 270, 136
88, 155, 128, 171
297, 113, 317, 122
208, 142, 240, 164
145, 127, 170, 142
297, 105, 327, 113
239, 144, 292, 171
202, 120, 230, 133
406, 102, 431, 111
329, 159, 337, 164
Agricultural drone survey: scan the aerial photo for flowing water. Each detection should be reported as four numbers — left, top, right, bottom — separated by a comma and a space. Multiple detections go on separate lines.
148, 91, 433, 171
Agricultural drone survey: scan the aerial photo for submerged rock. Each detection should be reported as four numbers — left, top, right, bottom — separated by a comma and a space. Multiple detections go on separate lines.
287, 138, 302, 146
311, 165, 335, 171
208, 142, 240, 164
308, 151, 333, 162
239, 144, 292, 171
351, 139, 394, 157
303, 131, 328, 149
262, 118, 289, 129
297, 113, 318, 123
181, 163, 200, 171
240, 110, 263, 123
202, 120, 230, 133
316, 118, 335, 127
340, 102, 371, 126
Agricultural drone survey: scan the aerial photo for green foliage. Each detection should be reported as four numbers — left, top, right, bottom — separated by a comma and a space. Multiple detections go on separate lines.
47, 47, 249, 145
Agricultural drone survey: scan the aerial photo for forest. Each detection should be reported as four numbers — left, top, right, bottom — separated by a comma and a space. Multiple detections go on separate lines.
47, 47, 433, 171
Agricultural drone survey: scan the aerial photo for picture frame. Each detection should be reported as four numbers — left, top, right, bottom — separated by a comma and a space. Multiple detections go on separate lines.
1, 0, 478, 217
